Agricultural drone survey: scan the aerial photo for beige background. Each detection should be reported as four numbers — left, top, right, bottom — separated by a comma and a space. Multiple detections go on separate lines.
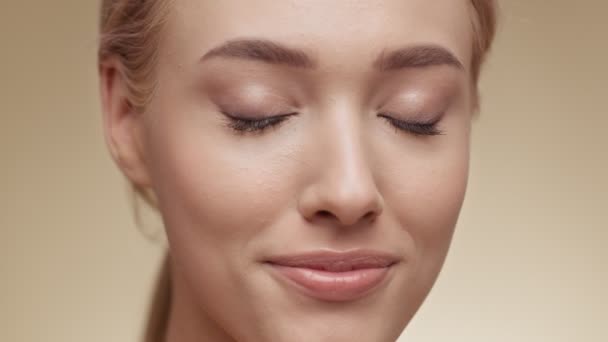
1, 1, 606, 341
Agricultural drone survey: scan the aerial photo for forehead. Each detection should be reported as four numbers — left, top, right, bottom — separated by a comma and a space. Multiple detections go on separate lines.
162, 0, 474, 72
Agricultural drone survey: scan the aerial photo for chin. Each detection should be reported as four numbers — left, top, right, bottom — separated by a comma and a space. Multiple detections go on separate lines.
234, 263, 423, 342
257, 312, 408, 342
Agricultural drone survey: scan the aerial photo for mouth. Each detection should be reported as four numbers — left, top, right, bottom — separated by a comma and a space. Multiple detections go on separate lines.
264, 250, 400, 302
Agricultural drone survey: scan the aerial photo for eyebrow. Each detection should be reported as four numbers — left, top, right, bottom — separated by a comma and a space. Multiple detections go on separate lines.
201, 39, 315, 68
200, 38, 463, 71
373, 45, 464, 71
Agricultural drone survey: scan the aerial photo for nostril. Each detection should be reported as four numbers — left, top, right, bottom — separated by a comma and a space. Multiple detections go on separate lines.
314, 209, 378, 225
362, 211, 377, 222
317, 210, 334, 219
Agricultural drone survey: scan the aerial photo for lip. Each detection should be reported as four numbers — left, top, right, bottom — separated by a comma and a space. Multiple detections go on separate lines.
264, 250, 400, 302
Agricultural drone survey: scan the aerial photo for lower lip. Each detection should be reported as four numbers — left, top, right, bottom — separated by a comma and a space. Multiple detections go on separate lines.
267, 263, 392, 302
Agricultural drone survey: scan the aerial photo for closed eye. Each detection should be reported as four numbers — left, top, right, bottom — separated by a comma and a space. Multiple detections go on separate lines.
378, 113, 444, 136
221, 112, 297, 134
221, 111, 443, 136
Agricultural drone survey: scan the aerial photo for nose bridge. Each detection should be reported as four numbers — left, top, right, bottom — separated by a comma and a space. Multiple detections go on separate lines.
298, 104, 383, 227
325, 111, 374, 196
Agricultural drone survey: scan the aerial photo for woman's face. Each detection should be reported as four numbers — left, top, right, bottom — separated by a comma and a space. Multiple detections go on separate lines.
129, 0, 474, 340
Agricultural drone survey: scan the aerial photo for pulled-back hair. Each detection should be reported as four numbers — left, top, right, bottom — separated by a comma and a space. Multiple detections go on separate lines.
98, 1, 498, 341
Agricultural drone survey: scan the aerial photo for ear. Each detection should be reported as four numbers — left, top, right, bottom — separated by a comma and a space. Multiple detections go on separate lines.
99, 58, 152, 188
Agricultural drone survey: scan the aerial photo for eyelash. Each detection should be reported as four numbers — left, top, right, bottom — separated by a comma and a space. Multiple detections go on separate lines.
222, 112, 296, 134
222, 112, 444, 136
377, 113, 444, 136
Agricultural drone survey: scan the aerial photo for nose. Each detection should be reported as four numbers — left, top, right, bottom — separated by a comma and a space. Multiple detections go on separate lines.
297, 113, 384, 227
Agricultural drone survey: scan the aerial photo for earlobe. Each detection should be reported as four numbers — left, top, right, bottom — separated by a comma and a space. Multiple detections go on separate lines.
99, 59, 153, 188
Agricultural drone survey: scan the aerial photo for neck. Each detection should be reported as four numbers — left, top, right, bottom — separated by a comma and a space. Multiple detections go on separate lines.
164, 259, 236, 342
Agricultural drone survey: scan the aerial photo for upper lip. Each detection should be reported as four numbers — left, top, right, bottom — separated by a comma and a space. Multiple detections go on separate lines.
264, 250, 401, 272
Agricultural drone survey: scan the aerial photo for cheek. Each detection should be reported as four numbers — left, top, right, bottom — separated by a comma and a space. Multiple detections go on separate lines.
144, 110, 301, 256
374, 133, 469, 315
376, 119, 470, 260
157, 144, 272, 241
403, 152, 468, 246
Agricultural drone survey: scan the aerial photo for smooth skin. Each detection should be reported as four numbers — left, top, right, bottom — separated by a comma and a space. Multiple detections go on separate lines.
100, 0, 475, 341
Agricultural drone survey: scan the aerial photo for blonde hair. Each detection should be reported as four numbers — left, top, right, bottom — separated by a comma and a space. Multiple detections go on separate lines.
98, 1, 498, 341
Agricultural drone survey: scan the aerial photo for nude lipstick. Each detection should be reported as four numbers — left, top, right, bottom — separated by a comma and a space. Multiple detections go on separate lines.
265, 250, 399, 302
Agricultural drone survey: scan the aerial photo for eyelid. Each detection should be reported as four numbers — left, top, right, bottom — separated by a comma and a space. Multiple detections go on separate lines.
216, 98, 297, 119
375, 82, 457, 122
221, 110, 298, 121
377, 112, 445, 136
212, 84, 299, 118
221, 111, 297, 134
378, 109, 444, 123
